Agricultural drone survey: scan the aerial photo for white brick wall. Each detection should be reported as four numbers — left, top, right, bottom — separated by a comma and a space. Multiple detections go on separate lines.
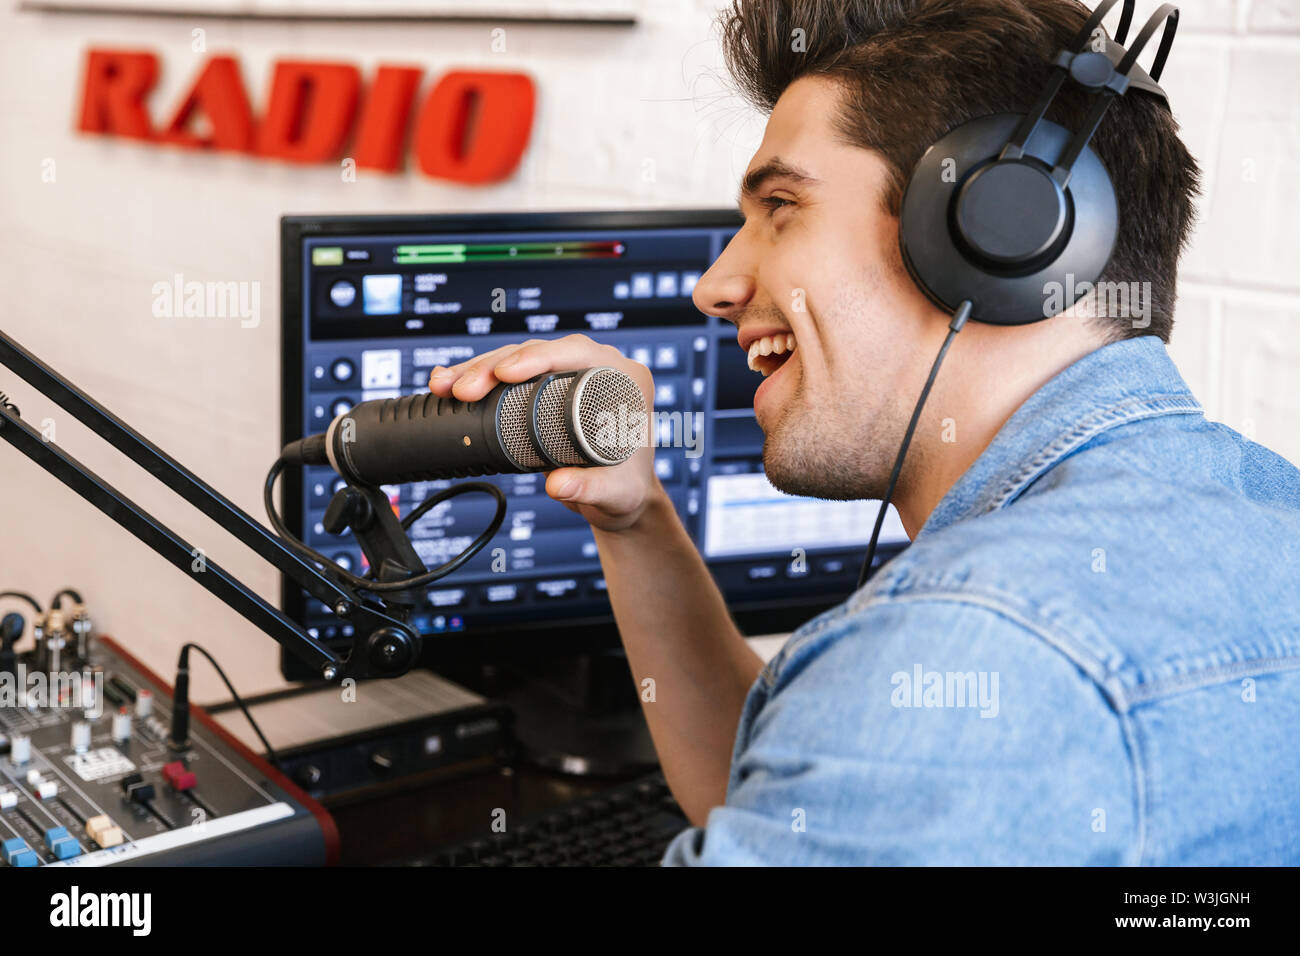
1164, 2, 1300, 465
0, 1, 1294, 699
0, 0, 758, 699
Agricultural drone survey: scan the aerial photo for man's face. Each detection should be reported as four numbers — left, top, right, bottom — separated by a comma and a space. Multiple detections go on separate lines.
692, 76, 942, 501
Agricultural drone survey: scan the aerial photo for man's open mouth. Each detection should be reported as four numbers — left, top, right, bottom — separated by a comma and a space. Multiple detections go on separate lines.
746, 332, 797, 378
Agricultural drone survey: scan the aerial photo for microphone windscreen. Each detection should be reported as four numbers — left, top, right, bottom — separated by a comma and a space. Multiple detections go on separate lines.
497, 378, 547, 469
534, 372, 585, 466
508, 367, 646, 469
568, 367, 647, 466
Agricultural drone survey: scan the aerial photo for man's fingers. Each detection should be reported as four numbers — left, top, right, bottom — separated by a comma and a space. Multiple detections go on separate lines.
449, 355, 514, 401
431, 335, 644, 403
428, 342, 539, 398
492, 335, 628, 384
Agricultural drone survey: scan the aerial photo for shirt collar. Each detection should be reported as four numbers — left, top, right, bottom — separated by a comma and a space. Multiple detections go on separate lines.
918, 335, 1204, 538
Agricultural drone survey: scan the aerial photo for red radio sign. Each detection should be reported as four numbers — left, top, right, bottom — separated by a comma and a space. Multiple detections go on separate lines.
77, 49, 536, 185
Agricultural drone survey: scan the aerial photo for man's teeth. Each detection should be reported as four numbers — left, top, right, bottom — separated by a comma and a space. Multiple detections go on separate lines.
747, 333, 797, 374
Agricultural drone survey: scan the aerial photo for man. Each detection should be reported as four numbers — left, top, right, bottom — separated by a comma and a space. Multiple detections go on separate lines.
429, 0, 1300, 864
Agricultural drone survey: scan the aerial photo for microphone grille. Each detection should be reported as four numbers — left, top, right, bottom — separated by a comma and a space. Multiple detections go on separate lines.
534, 373, 586, 466
501, 367, 648, 469
498, 379, 547, 469
570, 367, 647, 466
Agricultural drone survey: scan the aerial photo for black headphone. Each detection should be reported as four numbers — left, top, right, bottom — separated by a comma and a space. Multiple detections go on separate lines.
858, 1, 1183, 588
898, 0, 1181, 326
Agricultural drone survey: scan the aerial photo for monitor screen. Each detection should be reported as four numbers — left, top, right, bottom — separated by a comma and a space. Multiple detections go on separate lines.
280, 211, 907, 673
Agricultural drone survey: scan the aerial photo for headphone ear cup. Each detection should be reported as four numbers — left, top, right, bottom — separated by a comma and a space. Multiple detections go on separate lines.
899, 113, 1119, 326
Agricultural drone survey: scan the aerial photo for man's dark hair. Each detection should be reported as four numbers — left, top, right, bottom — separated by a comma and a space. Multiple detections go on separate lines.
718, 0, 1200, 343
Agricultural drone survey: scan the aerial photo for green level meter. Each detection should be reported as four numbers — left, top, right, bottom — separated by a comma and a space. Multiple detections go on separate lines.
394, 241, 618, 265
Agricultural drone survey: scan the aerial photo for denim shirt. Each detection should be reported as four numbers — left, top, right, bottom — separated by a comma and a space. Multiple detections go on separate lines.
664, 335, 1300, 865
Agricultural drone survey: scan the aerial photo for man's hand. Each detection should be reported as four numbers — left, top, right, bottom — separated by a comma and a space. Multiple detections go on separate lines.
427, 334, 660, 533
430, 335, 759, 824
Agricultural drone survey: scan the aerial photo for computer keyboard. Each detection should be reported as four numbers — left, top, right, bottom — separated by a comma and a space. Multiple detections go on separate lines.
412, 772, 689, 867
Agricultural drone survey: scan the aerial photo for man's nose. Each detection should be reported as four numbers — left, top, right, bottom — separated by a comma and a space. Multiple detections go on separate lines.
692, 238, 756, 323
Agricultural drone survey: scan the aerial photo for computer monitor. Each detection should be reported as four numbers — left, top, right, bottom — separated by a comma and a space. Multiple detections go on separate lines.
279, 211, 908, 680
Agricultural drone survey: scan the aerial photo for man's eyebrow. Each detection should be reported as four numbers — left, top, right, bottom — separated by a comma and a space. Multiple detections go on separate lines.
737, 158, 820, 207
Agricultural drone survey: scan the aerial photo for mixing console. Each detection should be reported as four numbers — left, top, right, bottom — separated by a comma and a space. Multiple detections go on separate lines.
0, 601, 336, 866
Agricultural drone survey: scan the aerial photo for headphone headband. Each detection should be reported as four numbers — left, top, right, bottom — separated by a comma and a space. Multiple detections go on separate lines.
898, 1, 1181, 326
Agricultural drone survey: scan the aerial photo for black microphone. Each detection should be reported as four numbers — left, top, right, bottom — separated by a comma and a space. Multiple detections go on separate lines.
282, 367, 648, 486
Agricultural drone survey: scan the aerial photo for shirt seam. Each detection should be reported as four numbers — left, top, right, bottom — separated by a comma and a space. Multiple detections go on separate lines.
835, 589, 1129, 708
816, 586, 1300, 703
1118, 710, 1151, 866
1121, 654, 1300, 705
986, 394, 1203, 514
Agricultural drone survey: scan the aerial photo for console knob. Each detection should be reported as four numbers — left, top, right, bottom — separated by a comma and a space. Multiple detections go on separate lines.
71, 721, 91, 754
294, 765, 323, 788
112, 708, 132, 744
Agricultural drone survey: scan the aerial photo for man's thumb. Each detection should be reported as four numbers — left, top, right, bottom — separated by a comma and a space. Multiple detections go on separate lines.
547, 468, 586, 502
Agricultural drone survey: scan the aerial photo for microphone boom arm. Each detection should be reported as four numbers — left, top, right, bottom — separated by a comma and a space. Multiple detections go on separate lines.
0, 328, 422, 682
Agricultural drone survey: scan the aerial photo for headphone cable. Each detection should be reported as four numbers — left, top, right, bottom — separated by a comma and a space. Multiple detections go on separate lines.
857, 300, 972, 590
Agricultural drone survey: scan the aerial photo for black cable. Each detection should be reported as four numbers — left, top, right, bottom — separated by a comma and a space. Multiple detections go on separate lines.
857, 300, 973, 590
176, 642, 279, 768
263, 456, 507, 594
50, 588, 84, 610
0, 590, 43, 615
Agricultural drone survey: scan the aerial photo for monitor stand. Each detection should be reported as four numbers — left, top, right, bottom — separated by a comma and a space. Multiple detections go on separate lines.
451, 648, 659, 778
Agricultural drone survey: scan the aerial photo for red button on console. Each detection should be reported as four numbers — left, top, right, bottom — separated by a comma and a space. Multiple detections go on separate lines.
163, 761, 197, 791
